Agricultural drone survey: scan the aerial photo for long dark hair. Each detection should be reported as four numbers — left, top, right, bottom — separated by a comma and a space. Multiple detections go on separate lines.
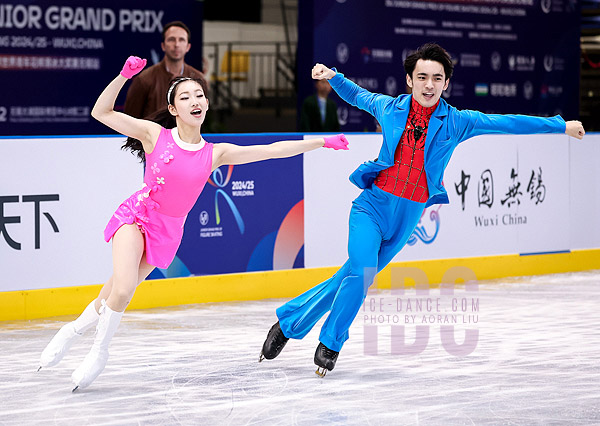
122, 77, 209, 162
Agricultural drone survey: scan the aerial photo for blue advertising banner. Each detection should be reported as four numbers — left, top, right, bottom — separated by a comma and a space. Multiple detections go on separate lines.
0, 0, 203, 136
148, 133, 305, 280
298, 0, 580, 131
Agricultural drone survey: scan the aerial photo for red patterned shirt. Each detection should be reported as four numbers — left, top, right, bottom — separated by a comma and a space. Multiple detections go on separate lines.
374, 97, 439, 202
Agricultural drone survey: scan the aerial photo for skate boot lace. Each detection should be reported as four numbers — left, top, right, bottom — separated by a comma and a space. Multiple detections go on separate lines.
94, 300, 107, 336
323, 346, 336, 358
273, 327, 287, 348
319, 343, 338, 360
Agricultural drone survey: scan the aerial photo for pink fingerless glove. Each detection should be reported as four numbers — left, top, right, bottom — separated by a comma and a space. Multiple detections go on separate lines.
323, 134, 349, 150
120, 56, 147, 79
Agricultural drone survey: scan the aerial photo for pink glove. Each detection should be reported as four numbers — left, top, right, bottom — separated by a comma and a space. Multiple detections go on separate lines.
323, 134, 349, 150
120, 56, 147, 79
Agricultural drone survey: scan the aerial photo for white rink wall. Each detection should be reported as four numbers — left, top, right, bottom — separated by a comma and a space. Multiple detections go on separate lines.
569, 134, 600, 250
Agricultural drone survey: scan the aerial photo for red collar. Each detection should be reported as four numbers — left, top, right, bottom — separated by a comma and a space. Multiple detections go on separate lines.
410, 97, 439, 118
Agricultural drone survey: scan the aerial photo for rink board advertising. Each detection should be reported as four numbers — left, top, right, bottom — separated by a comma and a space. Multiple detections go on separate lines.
148, 133, 305, 280
303, 133, 588, 268
1, 133, 599, 291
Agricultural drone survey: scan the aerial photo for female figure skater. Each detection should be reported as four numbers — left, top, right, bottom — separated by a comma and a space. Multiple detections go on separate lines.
39, 56, 349, 391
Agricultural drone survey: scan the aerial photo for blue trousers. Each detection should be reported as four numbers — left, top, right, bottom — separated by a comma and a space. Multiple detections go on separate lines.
276, 185, 426, 352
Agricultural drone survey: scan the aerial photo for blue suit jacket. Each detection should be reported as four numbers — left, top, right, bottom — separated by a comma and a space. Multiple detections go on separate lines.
329, 70, 566, 207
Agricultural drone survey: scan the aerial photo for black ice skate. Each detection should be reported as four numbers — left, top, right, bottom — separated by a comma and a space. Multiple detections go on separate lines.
259, 322, 289, 362
314, 342, 339, 377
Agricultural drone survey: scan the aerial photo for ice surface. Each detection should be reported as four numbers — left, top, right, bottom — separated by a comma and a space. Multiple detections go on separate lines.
0, 271, 599, 425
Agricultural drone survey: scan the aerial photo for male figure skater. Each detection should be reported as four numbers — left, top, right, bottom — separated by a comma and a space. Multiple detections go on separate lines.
260, 43, 585, 376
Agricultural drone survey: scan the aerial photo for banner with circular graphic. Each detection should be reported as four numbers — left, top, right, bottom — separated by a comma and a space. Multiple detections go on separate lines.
147, 133, 306, 280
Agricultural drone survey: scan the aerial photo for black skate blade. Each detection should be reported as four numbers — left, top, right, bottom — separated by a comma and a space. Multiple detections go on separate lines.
37, 366, 42, 372
259, 353, 265, 363
315, 367, 327, 378
72, 386, 79, 393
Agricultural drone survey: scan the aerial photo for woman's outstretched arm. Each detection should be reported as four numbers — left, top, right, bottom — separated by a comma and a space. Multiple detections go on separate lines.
212, 134, 349, 170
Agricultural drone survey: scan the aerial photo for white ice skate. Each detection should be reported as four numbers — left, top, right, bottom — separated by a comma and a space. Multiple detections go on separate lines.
39, 300, 99, 370
71, 300, 123, 392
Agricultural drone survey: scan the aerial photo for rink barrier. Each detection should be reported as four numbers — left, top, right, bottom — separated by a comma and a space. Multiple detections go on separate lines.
1, 248, 598, 321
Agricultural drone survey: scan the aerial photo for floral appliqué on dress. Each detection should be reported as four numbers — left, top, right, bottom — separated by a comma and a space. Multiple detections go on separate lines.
160, 151, 174, 164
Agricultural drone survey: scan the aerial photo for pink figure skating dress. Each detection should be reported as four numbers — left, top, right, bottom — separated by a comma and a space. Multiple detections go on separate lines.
104, 127, 213, 268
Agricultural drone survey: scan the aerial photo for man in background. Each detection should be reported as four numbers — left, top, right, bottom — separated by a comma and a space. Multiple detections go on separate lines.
124, 21, 204, 119
299, 79, 340, 132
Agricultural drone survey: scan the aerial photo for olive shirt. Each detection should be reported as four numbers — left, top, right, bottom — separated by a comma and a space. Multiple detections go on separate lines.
123, 58, 204, 119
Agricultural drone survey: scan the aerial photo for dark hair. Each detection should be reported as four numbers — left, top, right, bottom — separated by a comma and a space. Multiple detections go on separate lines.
162, 21, 191, 43
403, 42, 453, 80
167, 76, 209, 106
122, 77, 209, 162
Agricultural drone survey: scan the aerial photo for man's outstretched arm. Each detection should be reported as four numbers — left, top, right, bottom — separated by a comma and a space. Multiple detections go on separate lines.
454, 110, 585, 142
312, 63, 393, 124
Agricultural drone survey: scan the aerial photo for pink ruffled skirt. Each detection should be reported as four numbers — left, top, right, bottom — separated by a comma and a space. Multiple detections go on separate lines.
103, 186, 186, 269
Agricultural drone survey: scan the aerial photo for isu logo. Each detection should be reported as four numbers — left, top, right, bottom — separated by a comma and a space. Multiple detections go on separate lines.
336, 43, 349, 64
490, 51, 502, 71
541, 0, 552, 13
385, 76, 398, 96
543, 55, 554, 72
199, 211, 209, 226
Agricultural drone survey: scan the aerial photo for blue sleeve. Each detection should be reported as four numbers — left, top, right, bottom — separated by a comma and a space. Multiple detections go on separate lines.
453, 110, 567, 143
328, 68, 394, 123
